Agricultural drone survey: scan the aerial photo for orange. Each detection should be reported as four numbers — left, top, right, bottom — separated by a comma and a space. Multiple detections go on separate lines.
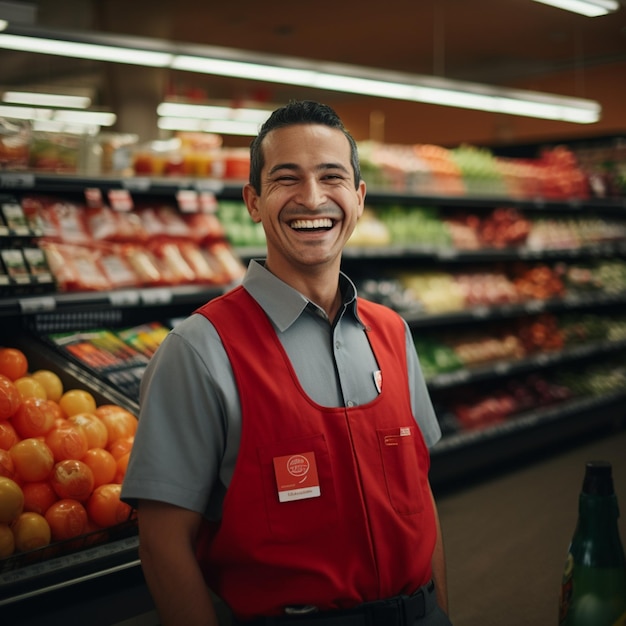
94, 405, 137, 442
13, 376, 47, 401
0, 522, 14, 557
86, 483, 133, 528
58, 389, 97, 418
31, 370, 64, 403
45, 422, 89, 462
46, 401, 65, 423
0, 449, 16, 480
50, 459, 94, 502
82, 448, 117, 487
45, 499, 88, 541
0, 348, 28, 381
22, 481, 58, 515
0, 374, 21, 420
11, 511, 51, 552
0, 476, 24, 523
10, 438, 55, 482
68, 413, 108, 449
11, 396, 57, 439
107, 436, 134, 460
115, 451, 130, 484
0, 421, 19, 450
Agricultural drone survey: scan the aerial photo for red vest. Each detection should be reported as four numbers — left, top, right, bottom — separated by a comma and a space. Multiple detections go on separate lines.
194, 286, 436, 620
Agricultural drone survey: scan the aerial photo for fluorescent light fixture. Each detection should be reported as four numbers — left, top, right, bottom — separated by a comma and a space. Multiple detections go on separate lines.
32, 119, 100, 134
532, 0, 619, 16
157, 116, 261, 136
2, 90, 91, 108
0, 104, 116, 127
157, 102, 272, 124
0, 23, 603, 124
0, 33, 173, 66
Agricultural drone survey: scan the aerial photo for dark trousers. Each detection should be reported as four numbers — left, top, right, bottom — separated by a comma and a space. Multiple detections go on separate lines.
234, 581, 454, 626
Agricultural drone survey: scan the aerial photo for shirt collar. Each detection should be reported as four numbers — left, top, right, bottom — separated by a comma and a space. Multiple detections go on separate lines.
242, 259, 361, 332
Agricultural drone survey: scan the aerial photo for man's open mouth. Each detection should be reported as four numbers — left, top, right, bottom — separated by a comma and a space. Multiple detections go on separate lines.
289, 218, 335, 231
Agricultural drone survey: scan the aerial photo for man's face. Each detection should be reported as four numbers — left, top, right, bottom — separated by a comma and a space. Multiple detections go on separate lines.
243, 123, 366, 278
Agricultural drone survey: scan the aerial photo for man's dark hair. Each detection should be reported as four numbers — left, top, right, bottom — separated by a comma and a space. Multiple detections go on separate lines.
248, 100, 361, 194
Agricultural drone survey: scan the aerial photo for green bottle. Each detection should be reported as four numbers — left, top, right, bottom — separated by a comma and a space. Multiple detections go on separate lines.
559, 461, 626, 626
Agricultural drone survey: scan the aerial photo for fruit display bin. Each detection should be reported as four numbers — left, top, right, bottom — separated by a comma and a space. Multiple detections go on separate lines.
0, 332, 153, 625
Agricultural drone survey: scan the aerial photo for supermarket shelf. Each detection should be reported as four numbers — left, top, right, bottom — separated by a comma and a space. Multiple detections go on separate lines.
0, 171, 243, 200
426, 338, 626, 390
364, 185, 626, 212
0, 283, 227, 319
429, 391, 626, 487
403, 292, 626, 328
240, 243, 626, 263
3, 171, 626, 211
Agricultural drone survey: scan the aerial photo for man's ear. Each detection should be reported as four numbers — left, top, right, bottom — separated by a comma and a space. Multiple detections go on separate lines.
356, 179, 367, 220
243, 183, 262, 223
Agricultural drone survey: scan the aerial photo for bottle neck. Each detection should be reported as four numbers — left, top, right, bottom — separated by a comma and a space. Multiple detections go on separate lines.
571, 493, 626, 568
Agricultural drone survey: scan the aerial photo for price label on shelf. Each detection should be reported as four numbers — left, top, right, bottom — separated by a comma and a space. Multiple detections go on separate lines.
108, 290, 141, 307
140, 288, 172, 305
199, 191, 218, 213
19, 296, 56, 313
84, 187, 104, 208
176, 189, 199, 213
0, 172, 35, 188
108, 189, 134, 212
195, 179, 224, 194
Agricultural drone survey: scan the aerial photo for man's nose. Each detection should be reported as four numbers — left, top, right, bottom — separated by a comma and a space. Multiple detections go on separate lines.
295, 178, 325, 209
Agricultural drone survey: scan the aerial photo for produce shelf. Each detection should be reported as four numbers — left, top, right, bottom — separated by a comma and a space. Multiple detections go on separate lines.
430, 391, 626, 487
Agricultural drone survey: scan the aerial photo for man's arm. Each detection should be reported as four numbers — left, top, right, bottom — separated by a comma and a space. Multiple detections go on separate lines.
429, 485, 449, 614
137, 499, 219, 626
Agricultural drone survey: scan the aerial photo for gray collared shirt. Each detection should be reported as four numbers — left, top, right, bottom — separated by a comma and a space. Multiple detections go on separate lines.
122, 260, 441, 518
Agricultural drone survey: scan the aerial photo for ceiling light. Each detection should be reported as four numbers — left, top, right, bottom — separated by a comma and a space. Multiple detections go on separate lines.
157, 116, 261, 136
531, 0, 619, 17
157, 102, 272, 124
0, 104, 116, 127
0, 32, 173, 66
0, 24, 603, 124
2, 90, 91, 108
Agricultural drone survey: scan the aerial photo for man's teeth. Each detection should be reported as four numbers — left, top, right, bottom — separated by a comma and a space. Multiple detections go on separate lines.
290, 219, 333, 230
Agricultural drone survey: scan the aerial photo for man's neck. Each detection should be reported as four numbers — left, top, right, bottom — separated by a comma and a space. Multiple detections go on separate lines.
264, 259, 342, 320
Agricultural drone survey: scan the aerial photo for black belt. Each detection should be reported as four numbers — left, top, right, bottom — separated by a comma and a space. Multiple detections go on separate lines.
238, 580, 437, 626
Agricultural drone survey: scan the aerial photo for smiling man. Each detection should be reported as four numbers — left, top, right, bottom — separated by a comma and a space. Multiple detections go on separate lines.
122, 100, 453, 626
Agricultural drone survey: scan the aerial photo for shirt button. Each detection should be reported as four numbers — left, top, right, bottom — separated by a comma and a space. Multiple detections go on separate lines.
335, 341, 341, 349
346, 400, 355, 407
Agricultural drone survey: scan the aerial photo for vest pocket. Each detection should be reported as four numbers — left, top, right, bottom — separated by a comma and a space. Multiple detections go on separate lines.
376, 427, 426, 516
257, 434, 339, 541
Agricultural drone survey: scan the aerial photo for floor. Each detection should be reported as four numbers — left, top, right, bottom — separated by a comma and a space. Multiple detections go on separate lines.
437, 425, 626, 626
113, 424, 626, 626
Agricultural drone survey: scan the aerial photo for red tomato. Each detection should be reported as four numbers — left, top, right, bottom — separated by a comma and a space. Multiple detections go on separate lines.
0, 348, 28, 381
45, 499, 88, 541
87, 483, 133, 528
22, 481, 58, 515
82, 448, 117, 487
50, 459, 94, 502
12, 397, 57, 439
0, 421, 19, 450
10, 439, 55, 482
45, 422, 89, 462
94, 405, 137, 442
0, 374, 21, 420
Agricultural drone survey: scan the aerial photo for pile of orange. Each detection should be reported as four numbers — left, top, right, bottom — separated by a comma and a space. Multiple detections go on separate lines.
0, 347, 136, 559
